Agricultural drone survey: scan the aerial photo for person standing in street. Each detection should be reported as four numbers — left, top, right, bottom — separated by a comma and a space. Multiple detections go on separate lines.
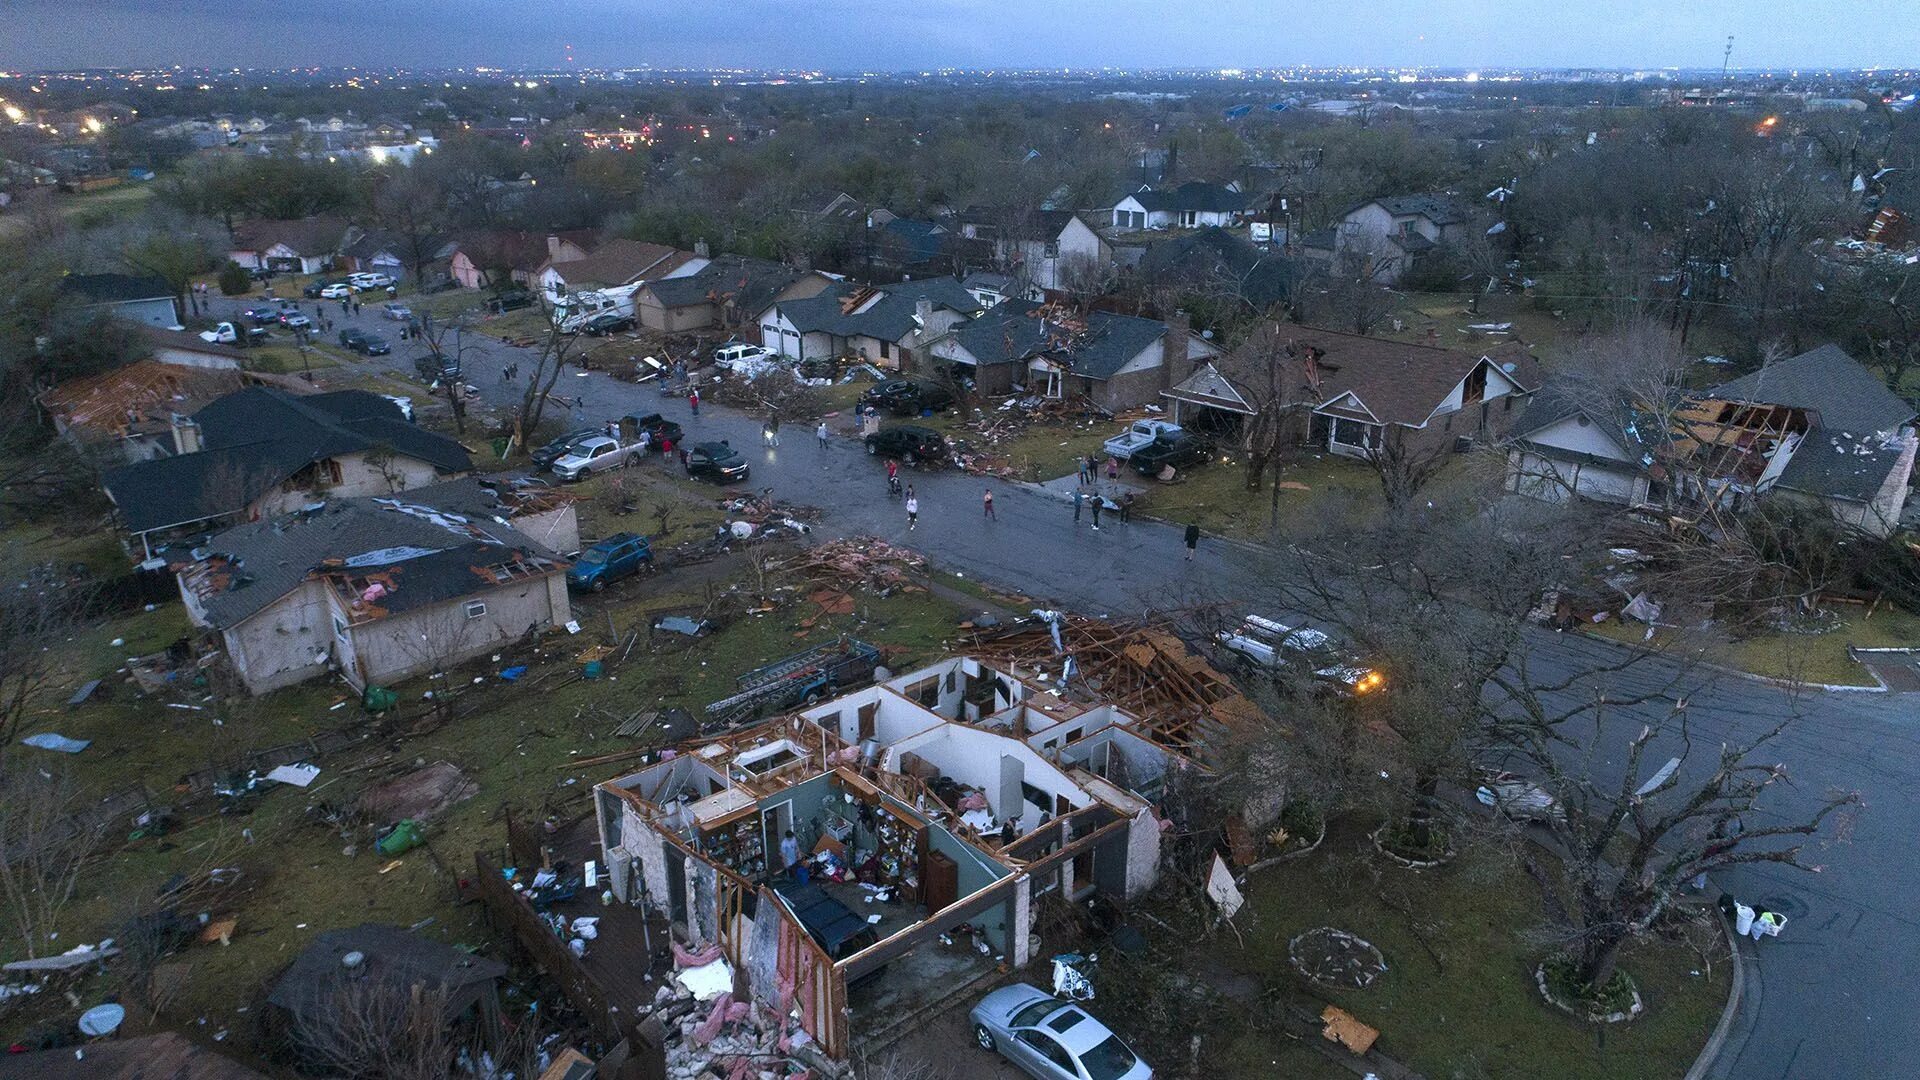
765, 411, 781, 447
688, 388, 700, 416
1120, 492, 1134, 524
905, 488, 919, 530
1076, 456, 1090, 486
1106, 455, 1119, 482
816, 420, 830, 449
983, 487, 996, 520
1184, 522, 1200, 561
1072, 488, 1084, 524
1090, 495, 1102, 531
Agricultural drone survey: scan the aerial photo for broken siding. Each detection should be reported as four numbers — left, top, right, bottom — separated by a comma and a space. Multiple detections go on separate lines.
221, 580, 336, 694
343, 574, 566, 687
249, 451, 448, 521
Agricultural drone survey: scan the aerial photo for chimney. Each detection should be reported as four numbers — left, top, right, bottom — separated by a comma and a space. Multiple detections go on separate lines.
546, 234, 562, 258
915, 298, 935, 334
170, 414, 202, 455
693, 237, 710, 260
1160, 310, 1191, 392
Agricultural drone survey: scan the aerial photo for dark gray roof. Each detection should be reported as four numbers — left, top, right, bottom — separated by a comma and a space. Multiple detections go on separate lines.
648, 254, 805, 314
1119, 182, 1248, 214
180, 494, 561, 629
1135, 226, 1296, 309
60, 272, 173, 304
1709, 345, 1915, 435
103, 388, 472, 534
1776, 430, 1910, 502
1352, 195, 1465, 227
950, 299, 1176, 381
777, 278, 982, 341
268, 924, 507, 1026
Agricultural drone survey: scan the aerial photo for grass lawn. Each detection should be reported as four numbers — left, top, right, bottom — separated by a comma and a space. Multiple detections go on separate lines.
57, 182, 156, 228
917, 403, 1116, 482
1586, 604, 1920, 687
1128, 451, 1383, 540
241, 343, 345, 376
1226, 818, 1729, 1080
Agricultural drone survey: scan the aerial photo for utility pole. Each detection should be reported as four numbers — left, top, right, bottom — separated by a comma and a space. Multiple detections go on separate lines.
1721, 35, 1735, 85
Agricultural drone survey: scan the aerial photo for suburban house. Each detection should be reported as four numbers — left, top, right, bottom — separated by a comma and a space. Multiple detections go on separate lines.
961, 270, 1044, 309
759, 278, 983, 369
1507, 345, 1919, 536
634, 255, 835, 336
1323, 195, 1469, 284
959, 208, 1113, 294
59, 272, 178, 328
40, 357, 250, 463
536, 238, 706, 301
924, 299, 1218, 412
174, 494, 571, 694
593, 654, 1191, 1059
229, 216, 356, 275
1285, 330, 1540, 459
339, 228, 457, 284
865, 217, 982, 279
1109, 181, 1251, 231
450, 230, 594, 290
101, 387, 473, 557
1133, 225, 1296, 313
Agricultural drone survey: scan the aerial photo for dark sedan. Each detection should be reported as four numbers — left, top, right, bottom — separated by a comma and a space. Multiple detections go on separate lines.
531, 429, 600, 471
859, 378, 954, 417
584, 312, 636, 336
864, 424, 949, 463
356, 334, 391, 356
685, 440, 750, 484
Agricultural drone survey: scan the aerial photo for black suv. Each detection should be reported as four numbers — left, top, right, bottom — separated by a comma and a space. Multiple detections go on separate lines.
864, 424, 948, 463
685, 441, 750, 484
859, 378, 954, 417
338, 327, 369, 349
584, 312, 635, 336
413, 353, 462, 382
486, 290, 535, 314
357, 333, 391, 356
1130, 431, 1214, 476
623, 413, 684, 446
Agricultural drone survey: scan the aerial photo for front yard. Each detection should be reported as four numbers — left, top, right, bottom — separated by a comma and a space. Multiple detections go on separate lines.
1587, 604, 1920, 688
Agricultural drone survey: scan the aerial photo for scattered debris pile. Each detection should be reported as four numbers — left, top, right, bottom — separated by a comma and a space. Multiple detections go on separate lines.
778, 537, 928, 595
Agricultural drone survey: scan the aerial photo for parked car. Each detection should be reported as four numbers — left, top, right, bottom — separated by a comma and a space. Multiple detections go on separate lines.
338, 327, 369, 349
623, 413, 683, 446
1129, 431, 1213, 476
685, 440, 750, 484
485, 290, 535, 313
865, 425, 949, 463
357, 334, 391, 356
551, 435, 642, 481
1103, 419, 1183, 461
971, 984, 1151, 1080
243, 305, 282, 325
713, 342, 777, 370
349, 272, 396, 290
278, 312, 313, 330
302, 280, 342, 299
320, 283, 355, 300
1216, 615, 1383, 696
566, 533, 654, 592
584, 312, 636, 336
413, 353, 461, 382
860, 378, 954, 416
531, 429, 600, 471
381, 302, 413, 321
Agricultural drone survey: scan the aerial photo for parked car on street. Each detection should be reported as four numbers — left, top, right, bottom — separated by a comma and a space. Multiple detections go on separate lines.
485, 290, 535, 313
685, 441, 750, 484
1128, 431, 1213, 476
860, 378, 954, 416
382, 302, 413, 321
970, 983, 1151, 1080
319, 283, 354, 300
413, 353, 461, 383
566, 533, 653, 592
349, 272, 396, 290
1103, 419, 1183, 461
1216, 614, 1383, 696
584, 312, 636, 336
356, 334, 391, 356
530, 429, 599, 471
865, 424, 949, 463
551, 435, 644, 481
339, 327, 369, 349
278, 312, 313, 330
302, 280, 343, 299
243, 305, 282, 325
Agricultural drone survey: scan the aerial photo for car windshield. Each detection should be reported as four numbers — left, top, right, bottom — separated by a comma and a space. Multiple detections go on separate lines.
576, 549, 607, 565
1011, 997, 1064, 1029
1078, 1034, 1140, 1080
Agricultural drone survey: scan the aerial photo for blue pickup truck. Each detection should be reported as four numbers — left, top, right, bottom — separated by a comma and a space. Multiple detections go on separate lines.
566, 533, 653, 592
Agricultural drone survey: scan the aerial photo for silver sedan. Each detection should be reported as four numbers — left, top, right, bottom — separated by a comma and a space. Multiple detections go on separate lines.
970, 983, 1152, 1080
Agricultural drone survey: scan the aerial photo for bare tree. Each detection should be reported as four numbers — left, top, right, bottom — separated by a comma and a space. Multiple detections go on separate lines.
1308, 237, 1400, 335
0, 767, 112, 959
0, 587, 77, 754
515, 320, 586, 450
289, 979, 461, 1079
1213, 323, 1317, 530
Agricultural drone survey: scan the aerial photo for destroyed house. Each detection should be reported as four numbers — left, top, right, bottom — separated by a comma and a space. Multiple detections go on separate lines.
100, 387, 473, 555
926, 299, 1217, 412
173, 494, 570, 695
759, 278, 983, 369
1508, 345, 1919, 536
594, 656, 1194, 1059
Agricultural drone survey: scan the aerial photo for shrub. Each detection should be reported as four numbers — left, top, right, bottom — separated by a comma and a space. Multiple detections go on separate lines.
217, 260, 252, 296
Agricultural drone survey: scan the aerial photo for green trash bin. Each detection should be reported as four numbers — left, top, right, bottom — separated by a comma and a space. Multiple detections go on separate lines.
362, 686, 399, 713
376, 819, 422, 855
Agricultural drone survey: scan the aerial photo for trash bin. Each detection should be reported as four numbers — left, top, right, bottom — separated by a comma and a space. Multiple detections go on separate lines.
362, 686, 399, 712
583, 660, 604, 680
376, 819, 422, 855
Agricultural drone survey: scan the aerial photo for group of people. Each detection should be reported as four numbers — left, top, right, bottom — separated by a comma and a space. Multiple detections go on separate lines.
1076, 453, 1121, 486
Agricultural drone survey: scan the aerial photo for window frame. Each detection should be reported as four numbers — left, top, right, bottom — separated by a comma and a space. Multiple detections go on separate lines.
463, 600, 488, 620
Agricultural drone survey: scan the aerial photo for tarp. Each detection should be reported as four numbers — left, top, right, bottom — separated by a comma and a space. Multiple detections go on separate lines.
22, 733, 90, 753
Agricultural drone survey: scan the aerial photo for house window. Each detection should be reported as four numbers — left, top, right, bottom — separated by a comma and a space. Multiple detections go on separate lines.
903, 676, 939, 708
464, 600, 487, 619
879, 340, 891, 360
1332, 418, 1377, 449
1043, 240, 1060, 259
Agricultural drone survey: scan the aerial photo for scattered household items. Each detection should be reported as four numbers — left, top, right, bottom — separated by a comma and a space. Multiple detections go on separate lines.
1051, 952, 1098, 1002
77, 1002, 126, 1037
264, 763, 321, 787
969, 983, 1151, 1080
781, 536, 928, 593
1321, 1005, 1383, 1056
374, 818, 424, 855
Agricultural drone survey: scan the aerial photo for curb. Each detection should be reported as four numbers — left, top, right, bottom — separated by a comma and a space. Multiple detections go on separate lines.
1571, 629, 1890, 694
1683, 907, 1747, 1080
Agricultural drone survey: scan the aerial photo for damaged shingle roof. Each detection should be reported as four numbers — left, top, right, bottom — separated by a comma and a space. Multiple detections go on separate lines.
776, 277, 982, 341
1708, 345, 1915, 435
102, 387, 472, 534
646, 254, 807, 314
950, 299, 1176, 381
177, 494, 563, 629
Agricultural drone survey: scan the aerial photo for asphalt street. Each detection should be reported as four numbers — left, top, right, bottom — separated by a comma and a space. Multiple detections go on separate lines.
227, 294, 1920, 1080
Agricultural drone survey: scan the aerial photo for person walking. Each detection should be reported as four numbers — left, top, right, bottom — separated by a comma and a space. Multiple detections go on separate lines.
1090, 494, 1103, 531
1106, 455, 1119, 482
765, 411, 781, 447
1120, 492, 1134, 524
904, 488, 919, 531
1184, 522, 1200, 561
816, 420, 830, 449
1072, 488, 1084, 524
983, 487, 996, 520
688, 388, 700, 416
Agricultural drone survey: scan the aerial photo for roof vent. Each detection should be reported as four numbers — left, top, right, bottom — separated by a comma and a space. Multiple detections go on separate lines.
1501, 362, 1518, 374
341, 950, 367, 977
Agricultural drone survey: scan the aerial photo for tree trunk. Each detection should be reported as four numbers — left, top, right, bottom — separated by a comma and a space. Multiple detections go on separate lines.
1245, 451, 1268, 491
1579, 922, 1629, 991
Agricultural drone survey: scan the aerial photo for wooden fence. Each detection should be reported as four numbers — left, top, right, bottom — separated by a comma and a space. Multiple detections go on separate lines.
473, 851, 621, 1042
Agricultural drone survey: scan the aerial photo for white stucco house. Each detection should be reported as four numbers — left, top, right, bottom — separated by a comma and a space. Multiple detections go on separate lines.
1109, 181, 1251, 231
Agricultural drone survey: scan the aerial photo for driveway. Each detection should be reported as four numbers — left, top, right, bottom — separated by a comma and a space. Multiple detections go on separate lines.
212, 292, 1920, 1080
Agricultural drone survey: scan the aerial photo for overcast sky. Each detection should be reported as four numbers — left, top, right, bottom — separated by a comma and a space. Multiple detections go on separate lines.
6, 0, 1917, 73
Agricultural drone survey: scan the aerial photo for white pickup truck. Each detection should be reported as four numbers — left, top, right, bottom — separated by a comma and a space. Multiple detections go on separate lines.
199, 321, 269, 345
550, 434, 647, 481
1103, 418, 1182, 460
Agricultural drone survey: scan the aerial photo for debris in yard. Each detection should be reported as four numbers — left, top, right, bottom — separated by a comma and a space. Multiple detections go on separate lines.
653, 615, 710, 637
197, 916, 236, 946
1320, 1005, 1381, 1055
359, 762, 476, 824
1289, 927, 1388, 991
675, 956, 733, 1002
21, 733, 91, 754
782, 536, 928, 593
1205, 854, 1245, 918
66, 679, 104, 707
265, 763, 321, 787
